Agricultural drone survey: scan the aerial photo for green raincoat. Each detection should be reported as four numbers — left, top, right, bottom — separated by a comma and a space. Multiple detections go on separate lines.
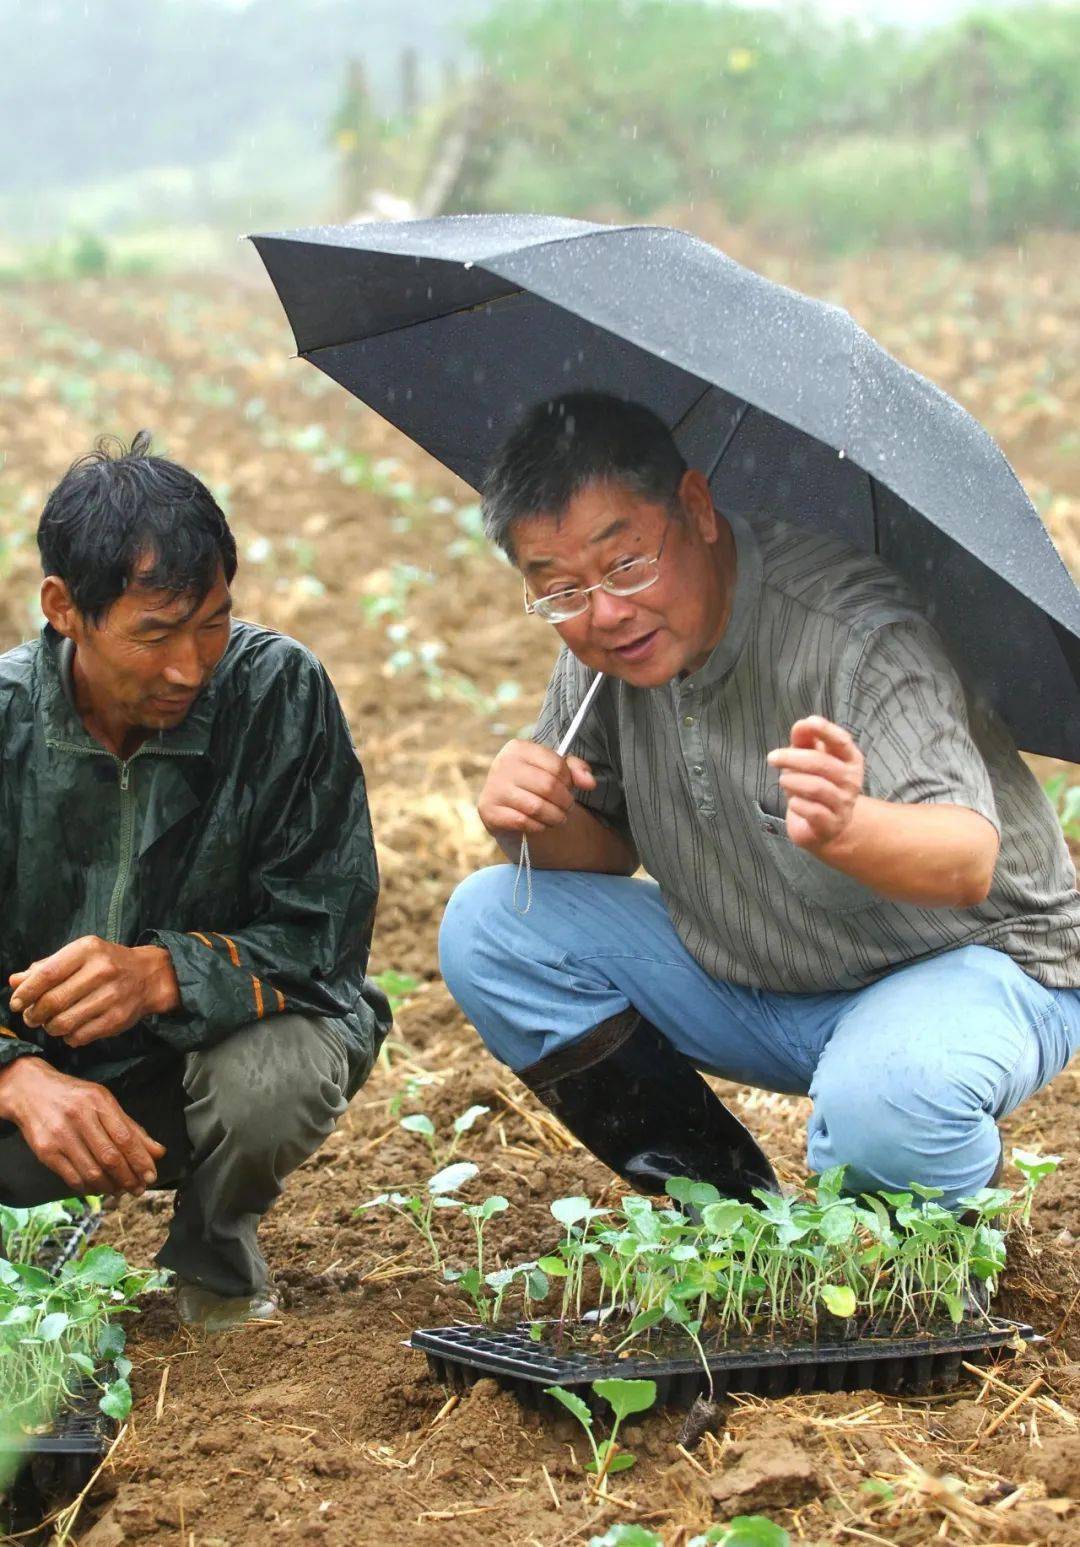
0, 621, 389, 1097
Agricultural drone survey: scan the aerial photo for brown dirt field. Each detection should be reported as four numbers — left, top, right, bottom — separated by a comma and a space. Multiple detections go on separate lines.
0, 231, 1078, 1546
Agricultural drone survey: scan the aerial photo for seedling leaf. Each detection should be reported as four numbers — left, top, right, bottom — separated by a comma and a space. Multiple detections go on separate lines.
811, 1165, 847, 1203
400, 1114, 435, 1138
945, 1292, 966, 1323
97, 1323, 126, 1360
453, 1104, 490, 1135
551, 1196, 592, 1229
428, 1162, 478, 1195
818, 1205, 857, 1245
545, 1384, 593, 1428
665, 1177, 721, 1209
37, 1312, 69, 1342
589, 1527, 662, 1547
1011, 1149, 1062, 1183
69, 1245, 130, 1287
99, 1377, 132, 1421
819, 1284, 857, 1318
701, 1201, 747, 1237
691, 1518, 791, 1546
593, 1378, 657, 1421
586, 1445, 636, 1474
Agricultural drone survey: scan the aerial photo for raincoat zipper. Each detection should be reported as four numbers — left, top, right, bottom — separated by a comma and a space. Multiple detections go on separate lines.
106, 759, 136, 943
45, 739, 202, 943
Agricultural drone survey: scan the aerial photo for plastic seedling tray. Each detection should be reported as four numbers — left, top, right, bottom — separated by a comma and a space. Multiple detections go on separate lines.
1, 1375, 117, 1500
34, 1203, 102, 1275
411, 1316, 1035, 1410
1, 1209, 111, 1500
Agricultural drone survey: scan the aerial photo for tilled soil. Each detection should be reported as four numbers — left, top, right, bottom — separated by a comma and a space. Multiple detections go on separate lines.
0, 231, 1078, 1546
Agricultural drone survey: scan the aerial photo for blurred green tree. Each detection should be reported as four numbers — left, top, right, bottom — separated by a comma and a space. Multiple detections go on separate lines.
429, 0, 1080, 250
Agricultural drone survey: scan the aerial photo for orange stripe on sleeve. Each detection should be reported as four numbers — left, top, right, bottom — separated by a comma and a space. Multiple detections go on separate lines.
0, 1025, 17, 1039
251, 975, 265, 1019
213, 933, 242, 967
273, 987, 286, 1013
189, 931, 215, 951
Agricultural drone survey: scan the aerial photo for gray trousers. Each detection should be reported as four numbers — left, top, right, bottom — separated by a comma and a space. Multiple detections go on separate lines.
0, 1016, 352, 1296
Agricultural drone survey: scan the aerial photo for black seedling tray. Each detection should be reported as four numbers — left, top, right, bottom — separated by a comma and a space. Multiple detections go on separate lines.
35, 1203, 102, 1275
0, 1209, 112, 1504
412, 1316, 1035, 1410
1, 1375, 117, 1500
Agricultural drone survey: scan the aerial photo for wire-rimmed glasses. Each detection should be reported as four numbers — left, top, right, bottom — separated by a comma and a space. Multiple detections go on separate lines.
523, 526, 670, 623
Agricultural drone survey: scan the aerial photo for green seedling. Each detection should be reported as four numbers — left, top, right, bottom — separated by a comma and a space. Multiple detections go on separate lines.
546, 1377, 656, 1493
589, 1529, 664, 1547
355, 1161, 479, 1271
1010, 1148, 1061, 1225
542, 1195, 610, 1325
360, 563, 435, 622
492, 1158, 1056, 1354
820, 1283, 858, 1318
383, 629, 521, 721
0, 1198, 98, 1266
449, 1104, 491, 1159
0, 1237, 165, 1474
369, 968, 421, 1017
859, 1478, 897, 1503
444, 1193, 512, 1319
399, 1113, 439, 1163
388, 1072, 438, 1120
398, 1103, 491, 1168
369, 968, 422, 1072
463, 1194, 509, 1280
690, 1520, 791, 1547
448, 1256, 547, 1325
592, 1529, 791, 1547
445, 501, 488, 559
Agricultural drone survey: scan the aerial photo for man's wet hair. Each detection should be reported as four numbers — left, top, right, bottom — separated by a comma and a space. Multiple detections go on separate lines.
37, 431, 238, 624
482, 392, 687, 560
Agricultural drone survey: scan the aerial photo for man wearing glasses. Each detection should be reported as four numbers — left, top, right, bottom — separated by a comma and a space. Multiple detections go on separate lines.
439, 391, 1080, 1206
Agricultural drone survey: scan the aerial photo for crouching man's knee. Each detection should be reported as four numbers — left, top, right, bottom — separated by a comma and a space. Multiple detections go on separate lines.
807, 1062, 1001, 1210
438, 867, 517, 1007
184, 1016, 351, 1171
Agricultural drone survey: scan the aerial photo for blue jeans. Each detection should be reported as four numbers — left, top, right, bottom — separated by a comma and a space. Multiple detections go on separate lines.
439, 867, 1080, 1208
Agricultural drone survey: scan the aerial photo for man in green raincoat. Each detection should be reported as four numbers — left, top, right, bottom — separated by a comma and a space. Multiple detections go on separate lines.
0, 433, 388, 1329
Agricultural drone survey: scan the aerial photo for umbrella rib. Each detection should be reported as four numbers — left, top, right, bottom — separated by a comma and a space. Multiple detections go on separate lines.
867, 473, 881, 556
670, 389, 749, 480
670, 381, 717, 438
704, 400, 750, 481
302, 286, 526, 357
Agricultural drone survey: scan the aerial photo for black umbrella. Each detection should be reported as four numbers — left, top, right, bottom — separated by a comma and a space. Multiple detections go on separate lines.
251, 215, 1080, 760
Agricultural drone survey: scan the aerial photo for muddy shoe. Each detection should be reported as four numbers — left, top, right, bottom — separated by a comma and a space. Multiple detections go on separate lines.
176, 1280, 281, 1332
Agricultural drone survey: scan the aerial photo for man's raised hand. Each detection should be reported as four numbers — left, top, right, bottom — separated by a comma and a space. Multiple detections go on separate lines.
766, 715, 865, 851
9, 938, 180, 1048
478, 739, 597, 838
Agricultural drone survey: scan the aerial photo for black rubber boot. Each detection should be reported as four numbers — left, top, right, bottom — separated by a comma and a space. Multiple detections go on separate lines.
516, 1008, 778, 1203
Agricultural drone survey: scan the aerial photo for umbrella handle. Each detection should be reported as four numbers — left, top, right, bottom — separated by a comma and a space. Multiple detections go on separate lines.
513, 672, 607, 916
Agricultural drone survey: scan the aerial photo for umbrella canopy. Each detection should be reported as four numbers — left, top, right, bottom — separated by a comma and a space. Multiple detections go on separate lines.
250, 215, 1080, 760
